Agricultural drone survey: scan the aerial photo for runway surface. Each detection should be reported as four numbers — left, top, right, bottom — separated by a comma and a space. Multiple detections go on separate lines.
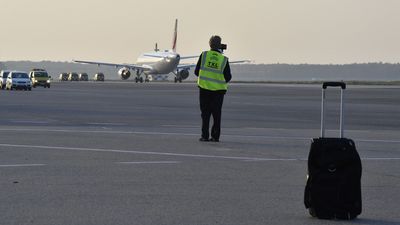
0, 82, 399, 225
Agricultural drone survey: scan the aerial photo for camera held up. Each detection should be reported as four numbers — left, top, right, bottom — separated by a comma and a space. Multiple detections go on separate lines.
209, 35, 227, 52
220, 43, 227, 52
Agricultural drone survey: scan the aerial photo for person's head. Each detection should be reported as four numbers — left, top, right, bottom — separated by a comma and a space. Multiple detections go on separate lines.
209, 35, 222, 50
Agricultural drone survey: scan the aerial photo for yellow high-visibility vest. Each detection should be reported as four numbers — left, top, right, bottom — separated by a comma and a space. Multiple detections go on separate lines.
197, 50, 228, 91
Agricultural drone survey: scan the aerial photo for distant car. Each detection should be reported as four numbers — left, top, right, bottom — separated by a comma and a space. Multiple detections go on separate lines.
59, 73, 68, 81
29, 68, 51, 88
79, 73, 89, 81
6, 71, 32, 91
0, 70, 10, 89
68, 72, 79, 81
93, 73, 105, 81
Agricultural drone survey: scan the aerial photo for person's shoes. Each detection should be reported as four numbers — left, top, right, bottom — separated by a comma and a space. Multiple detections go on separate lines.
199, 137, 209, 142
210, 138, 219, 142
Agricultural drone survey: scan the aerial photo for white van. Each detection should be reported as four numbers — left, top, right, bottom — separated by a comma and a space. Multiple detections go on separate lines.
6, 71, 32, 91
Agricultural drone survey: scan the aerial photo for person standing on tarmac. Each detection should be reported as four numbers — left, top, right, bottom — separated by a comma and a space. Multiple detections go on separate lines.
194, 35, 232, 142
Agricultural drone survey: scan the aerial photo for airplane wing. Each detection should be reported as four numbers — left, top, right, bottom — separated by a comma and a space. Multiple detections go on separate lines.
230, 60, 251, 64
73, 60, 151, 71
177, 63, 197, 70
180, 56, 199, 60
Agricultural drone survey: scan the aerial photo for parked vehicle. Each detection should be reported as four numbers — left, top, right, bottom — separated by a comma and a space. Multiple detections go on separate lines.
6, 71, 32, 91
93, 73, 105, 81
29, 68, 51, 88
79, 73, 89, 81
0, 70, 10, 89
68, 72, 79, 81
59, 73, 68, 81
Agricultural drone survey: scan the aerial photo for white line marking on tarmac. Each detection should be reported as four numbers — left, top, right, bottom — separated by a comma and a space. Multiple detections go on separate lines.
357, 139, 400, 144
87, 122, 126, 126
11, 120, 51, 124
0, 164, 45, 167
244, 158, 306, 162
245, 158, 400, 162
0, 128, 197, 136
161, 125, 198, 128
1, 143, 399, 162
361, 157, 400, 161
118, 161, 180, 164
0, 128, 399, 144
0, 143, 272, 161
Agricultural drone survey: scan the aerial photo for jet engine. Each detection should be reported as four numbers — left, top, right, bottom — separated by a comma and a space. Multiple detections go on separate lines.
118, 67, 131, 80
178, 70, 189, 80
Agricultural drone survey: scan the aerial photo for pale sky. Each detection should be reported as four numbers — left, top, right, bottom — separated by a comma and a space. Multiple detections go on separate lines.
1, 0, 400, 64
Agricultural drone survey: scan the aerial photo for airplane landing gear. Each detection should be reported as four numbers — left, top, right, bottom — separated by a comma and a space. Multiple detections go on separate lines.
135, 77, 144, 83
135, 69, 144, 83
174, 77, 182, 83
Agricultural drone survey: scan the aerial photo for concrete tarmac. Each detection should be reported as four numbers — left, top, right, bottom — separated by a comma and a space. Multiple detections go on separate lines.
0, 82, 399, 225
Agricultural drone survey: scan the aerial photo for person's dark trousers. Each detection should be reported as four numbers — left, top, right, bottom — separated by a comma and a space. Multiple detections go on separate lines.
199, 88, 225, 140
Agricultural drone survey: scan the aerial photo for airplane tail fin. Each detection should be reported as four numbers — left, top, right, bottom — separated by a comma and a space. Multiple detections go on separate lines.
154, 43, 159, 52
172, 19, 178, 52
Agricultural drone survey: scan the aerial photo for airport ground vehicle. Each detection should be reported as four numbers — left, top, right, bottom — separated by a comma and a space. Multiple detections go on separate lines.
79, 73, 89, 81
0, 70, 10, 89
29, 68, 51, 88
59, 73, 68, 81
6, 71, 32, 91
68, 73, 79, 81
93, 73, 105, 81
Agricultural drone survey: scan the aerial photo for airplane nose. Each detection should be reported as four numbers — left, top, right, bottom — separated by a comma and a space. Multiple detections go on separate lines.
166, 54, 179, 62
167, 54, 179, 59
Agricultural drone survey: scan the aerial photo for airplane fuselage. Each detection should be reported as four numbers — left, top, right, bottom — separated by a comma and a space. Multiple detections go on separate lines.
136, 51, 180, 75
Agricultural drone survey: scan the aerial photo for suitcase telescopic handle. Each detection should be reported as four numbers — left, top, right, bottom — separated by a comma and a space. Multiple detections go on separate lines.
321, 82, 345, 138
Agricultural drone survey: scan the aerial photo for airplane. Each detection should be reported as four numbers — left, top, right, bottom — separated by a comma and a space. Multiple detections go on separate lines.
74, 19, 249, 83
74, 19, 197, 83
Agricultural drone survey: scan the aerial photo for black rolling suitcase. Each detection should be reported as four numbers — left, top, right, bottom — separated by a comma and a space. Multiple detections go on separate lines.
304, 82, 362, 220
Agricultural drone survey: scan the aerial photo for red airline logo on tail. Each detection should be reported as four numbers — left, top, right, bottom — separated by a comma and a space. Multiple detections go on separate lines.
172, 19, 178, 52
